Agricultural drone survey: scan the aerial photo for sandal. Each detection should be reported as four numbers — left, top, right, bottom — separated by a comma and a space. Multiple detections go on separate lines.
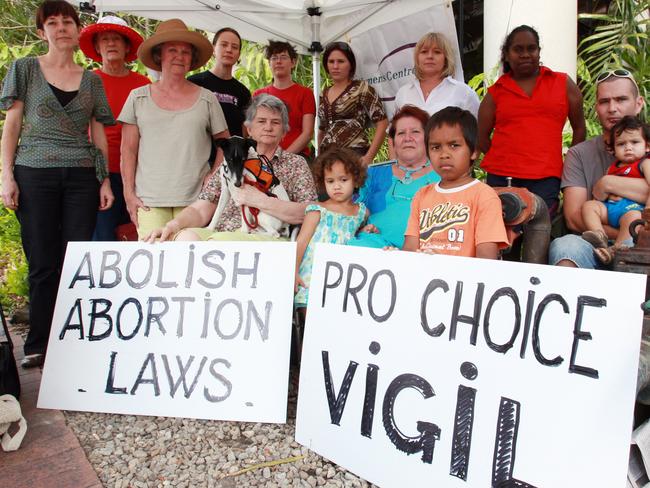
582, 230, 609, 249
594, 245, 620, 265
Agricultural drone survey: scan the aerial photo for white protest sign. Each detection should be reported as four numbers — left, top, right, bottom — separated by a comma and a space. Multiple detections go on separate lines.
296, 244, 644, 487
351, 5, 462, 120
39, 241, 296, 423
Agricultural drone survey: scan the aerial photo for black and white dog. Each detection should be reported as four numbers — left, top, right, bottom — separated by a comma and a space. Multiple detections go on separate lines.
206, 136, 291, 237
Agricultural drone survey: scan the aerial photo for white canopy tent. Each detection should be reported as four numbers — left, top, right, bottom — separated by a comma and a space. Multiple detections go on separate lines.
74, 1, 454, 120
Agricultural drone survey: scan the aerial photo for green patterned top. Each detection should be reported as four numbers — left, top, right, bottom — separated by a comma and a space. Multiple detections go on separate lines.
0, 57, 115, 181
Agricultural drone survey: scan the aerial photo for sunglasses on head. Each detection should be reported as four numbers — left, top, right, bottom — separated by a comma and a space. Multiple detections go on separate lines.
596, 69, 639, 90
328, 41, 351, 51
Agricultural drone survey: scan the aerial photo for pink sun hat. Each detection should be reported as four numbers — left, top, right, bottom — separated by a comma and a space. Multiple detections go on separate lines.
79, 15, 144, 63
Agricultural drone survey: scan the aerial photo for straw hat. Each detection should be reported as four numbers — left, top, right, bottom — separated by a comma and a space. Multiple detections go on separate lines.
137, 18, 213, 71
79, 16, 143, 63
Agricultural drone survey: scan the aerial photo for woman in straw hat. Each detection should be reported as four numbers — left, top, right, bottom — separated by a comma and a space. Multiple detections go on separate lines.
79, 15, 151, 241
119, 18, 229, 239
0, 0, 115, 368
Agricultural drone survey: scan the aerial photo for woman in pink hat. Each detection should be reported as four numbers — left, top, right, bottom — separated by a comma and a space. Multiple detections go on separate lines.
79, 15, 151, 241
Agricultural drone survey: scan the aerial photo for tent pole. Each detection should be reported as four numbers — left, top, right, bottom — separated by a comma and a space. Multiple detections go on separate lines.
312, 52, 321, 156
307, 7, 323, 157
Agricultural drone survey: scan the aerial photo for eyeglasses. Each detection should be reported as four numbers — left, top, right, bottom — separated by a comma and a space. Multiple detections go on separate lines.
269, 55, 291, 62
390, 180, 415, 201
596, 69, 639, 91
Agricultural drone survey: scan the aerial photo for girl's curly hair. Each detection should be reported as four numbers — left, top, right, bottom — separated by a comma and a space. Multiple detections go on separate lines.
313, 147, 367, 193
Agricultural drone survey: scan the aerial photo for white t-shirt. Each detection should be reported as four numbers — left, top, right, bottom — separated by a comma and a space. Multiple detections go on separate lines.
394, 76, 480, 118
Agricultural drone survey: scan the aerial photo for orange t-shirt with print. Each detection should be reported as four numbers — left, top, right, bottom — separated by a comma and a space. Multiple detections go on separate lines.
405, 179, 509, 257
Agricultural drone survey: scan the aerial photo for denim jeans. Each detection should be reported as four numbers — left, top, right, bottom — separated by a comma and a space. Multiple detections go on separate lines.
14, 166, 99, 355
548, 233, 634, 269
93, 173, 130, 241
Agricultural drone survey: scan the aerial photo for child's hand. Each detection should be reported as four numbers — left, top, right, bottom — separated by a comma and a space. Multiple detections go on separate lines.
361, 223, 379, 234
383, 245, 399, 251
607, 194, 623, 203
294, 274, 305, 293
417, 247, 440, 255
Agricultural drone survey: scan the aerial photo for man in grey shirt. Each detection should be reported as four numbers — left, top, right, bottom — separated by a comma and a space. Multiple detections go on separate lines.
549, 72, 645, 268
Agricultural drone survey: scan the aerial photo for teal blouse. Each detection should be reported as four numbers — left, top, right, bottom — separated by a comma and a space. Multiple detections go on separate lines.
0, 57, 115, 181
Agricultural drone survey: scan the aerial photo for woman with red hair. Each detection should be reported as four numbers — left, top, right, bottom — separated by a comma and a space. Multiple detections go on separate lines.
348, 104, 440, 248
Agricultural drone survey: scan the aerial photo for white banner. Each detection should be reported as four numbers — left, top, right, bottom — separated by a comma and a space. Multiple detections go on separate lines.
351, 5, 463, 120
296, 244, 644, 487
38, 241, 296, 423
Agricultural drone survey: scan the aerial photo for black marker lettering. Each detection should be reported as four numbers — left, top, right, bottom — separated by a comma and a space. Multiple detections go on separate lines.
232, 252, 259, 288
171, 296, 194, 338
198, 250, 226, 288
492, 398, 537, 488
420, 279, 449, 337
322, 351, 358, 425
59, 298, 84, 340
155, 251, 177, 288
450, 282, 484, 345
130, 353, 160, 396
367, 270, 396, 322
532, 294, 568, 366
145, 297, 168, 337
382, 373, 440, 464
244, 300, 271, 341
343, 263, 367, 315
204, 358, 232, 402
161, 355, 207, 399
125, 249, 153, 289
360, 363, 379, 438
69, 252, 95, 289
569, 295, 606, 379
99, 250, 122, 288
322, 261, 344, 307
88, 298, 113, 341
104, 351, 127, 394
116, 298, 143, 340
483, 287, 521, 354
214, 298, 243, 340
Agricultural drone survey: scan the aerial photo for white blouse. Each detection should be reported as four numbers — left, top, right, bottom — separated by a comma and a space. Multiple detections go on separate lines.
394, 76, 480, 118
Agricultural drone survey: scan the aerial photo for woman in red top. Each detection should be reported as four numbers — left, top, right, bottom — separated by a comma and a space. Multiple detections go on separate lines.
478, 25, 585, 216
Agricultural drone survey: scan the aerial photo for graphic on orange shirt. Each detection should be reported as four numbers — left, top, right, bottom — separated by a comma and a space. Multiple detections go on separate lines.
419, 202, 470, 240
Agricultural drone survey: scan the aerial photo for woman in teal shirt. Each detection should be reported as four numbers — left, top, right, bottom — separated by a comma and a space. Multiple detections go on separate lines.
349, 105, 439, 248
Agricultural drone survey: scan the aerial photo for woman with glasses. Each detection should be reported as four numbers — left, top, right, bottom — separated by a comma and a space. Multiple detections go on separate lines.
348, 105, 439, 249
318, 41, 388, 166
253, 40, 315, 158
478, 24, 586, 219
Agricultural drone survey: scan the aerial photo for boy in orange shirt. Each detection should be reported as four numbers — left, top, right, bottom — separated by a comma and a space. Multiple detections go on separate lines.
404, 107, 509, 258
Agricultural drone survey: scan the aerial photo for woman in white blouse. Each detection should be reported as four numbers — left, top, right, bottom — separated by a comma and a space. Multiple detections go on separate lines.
394, 32, 479, 118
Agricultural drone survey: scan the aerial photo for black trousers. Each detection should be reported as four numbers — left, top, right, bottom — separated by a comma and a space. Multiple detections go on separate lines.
93, 172, 130, 241
14, 166, 99, 355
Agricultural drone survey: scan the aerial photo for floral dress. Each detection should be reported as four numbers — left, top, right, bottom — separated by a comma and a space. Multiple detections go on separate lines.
295, 202, 367, 306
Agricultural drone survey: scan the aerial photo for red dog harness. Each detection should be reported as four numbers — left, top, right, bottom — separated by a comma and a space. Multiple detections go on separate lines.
241, 155, 280, 230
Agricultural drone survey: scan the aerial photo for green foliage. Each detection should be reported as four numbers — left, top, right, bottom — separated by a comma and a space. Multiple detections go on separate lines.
467, 65, 498, 100
0, 205, 28, 309
578, 0, 649, 121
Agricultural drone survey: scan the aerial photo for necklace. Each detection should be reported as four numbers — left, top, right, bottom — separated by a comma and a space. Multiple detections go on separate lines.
397, 160, 430, 184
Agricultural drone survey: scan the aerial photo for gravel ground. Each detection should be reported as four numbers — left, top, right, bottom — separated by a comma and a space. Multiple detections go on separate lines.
8, 317, 375, 487
63, 376, 375, 488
